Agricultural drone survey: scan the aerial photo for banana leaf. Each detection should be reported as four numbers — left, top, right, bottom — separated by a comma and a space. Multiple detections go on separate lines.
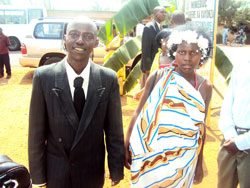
98, 0, 160, 45
103, 35, 142, 71
215, 46, 233, 84
123, 59, 142, 94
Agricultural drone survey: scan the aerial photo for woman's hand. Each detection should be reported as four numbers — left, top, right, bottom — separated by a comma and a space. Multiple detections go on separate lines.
193, 160, 203, 184
124, 141, 132, 169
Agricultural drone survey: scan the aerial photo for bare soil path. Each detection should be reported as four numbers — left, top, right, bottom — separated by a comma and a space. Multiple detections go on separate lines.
1, 46, 249, 187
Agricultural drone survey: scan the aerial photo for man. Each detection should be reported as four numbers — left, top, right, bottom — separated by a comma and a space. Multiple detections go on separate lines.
140, 6, 166, 88
136, 22, 145, 36
171, 10, 186, 27
222, 26, 229, 45
0, 27, 11, 79
28, 17, 124, 188
217, 59, 250, 188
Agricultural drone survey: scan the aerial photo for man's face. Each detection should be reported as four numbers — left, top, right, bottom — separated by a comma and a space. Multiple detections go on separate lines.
64, 21, 98, 64
156, 9, 166, 22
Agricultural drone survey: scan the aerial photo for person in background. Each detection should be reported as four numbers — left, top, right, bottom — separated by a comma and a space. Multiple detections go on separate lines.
222, 26, 229, 45
239, 28, 244, 46
171, 10, 186, 28
150, 29, 174, 73
136, 22, 145, 36
140, 6, 166, 88
125, 25, 213, 187
217, 59, 250, 188
0, 27, 11, 79
28, 17, 124, 188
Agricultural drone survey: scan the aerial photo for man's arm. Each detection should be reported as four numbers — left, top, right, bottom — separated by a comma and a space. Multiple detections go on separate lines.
104, 74, 124, 185
219, 67, 238, 141
6, 36, 10, 47
141, 26, 153, 73
28, 69, 47, 185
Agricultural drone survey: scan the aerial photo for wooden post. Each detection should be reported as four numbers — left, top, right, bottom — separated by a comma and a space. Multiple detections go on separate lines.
206, 0, 219, 127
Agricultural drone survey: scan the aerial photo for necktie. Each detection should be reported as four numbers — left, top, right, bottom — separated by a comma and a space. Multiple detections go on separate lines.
73, 77, 85, 119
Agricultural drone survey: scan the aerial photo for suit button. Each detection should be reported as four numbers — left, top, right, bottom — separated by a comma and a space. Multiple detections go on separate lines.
58, 137, 63, 143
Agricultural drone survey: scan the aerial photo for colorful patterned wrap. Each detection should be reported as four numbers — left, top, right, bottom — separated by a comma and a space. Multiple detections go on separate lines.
129, 68, 205, 188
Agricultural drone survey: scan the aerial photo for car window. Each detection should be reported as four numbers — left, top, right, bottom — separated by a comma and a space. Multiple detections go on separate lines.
34, 22, 64, 39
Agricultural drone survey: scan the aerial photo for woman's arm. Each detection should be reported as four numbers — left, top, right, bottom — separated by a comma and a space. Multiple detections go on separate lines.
124, 70, 159, 169
194, 78, 213, 184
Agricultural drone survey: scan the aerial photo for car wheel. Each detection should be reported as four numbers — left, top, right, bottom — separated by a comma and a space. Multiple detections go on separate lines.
44, 57, 63, 66
8, 37, 21, 51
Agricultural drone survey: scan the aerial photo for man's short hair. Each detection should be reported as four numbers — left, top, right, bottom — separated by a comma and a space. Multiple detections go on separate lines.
171, 10, 186, 26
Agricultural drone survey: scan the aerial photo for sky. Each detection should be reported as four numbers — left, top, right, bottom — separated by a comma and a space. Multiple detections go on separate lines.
9, 0, 127, 11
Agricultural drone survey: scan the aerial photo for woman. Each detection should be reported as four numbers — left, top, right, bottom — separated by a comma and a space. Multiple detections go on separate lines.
134, 29, 173, 100
150, 29, 174, 73
125, 25, 213, 188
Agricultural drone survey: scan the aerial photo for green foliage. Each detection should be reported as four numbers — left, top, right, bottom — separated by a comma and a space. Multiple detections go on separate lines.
123, 60, 142, 93
103, 35, 142, 71
98, 0, 160, 45
218, 0, 250, 29
0, 0, 11, 4
215, 46, 233, 84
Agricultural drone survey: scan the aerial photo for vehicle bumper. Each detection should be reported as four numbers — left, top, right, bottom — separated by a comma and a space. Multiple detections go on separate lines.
19, 57, 40, 68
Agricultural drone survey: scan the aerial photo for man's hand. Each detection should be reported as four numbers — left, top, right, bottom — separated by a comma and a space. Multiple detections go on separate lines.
223, 139, 239, 155
111, 180, 120, 186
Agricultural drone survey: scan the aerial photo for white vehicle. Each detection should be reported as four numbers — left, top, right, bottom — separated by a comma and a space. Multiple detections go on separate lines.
0, 6, 47, 50
19, 17, 105, 67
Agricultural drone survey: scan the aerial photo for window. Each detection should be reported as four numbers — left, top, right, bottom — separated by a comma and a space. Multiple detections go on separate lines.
0, 9, 26, 24
28, 9, 44, 23
34, 22, 64, 39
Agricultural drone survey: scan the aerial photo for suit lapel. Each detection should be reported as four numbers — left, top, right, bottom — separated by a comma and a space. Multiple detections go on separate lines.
52, 60, 79, 131
71, 62, 105, 150
153, 20, 160, 33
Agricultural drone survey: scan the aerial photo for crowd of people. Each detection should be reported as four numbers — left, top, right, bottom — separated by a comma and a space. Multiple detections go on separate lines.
222, 25, 247, 46
0, 5, 249, 188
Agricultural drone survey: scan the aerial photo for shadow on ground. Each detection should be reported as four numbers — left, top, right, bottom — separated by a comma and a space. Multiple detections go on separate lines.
19, 70, 34, 85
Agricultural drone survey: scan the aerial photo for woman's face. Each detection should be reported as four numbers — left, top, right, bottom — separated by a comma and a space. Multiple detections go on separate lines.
161, 38, 169, 53
175, 42, 201, 74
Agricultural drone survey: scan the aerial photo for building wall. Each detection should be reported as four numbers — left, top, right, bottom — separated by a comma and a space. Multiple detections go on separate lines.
47, 10, 116, 21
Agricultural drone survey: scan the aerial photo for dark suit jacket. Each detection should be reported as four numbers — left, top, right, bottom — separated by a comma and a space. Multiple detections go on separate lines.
140, 20, 161, 73
28, 59, 124, 188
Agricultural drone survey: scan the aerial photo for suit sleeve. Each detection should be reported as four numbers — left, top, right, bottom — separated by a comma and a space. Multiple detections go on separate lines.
104, 74, 124, 181
28, 69, 47, 184
141, 26, 153, 72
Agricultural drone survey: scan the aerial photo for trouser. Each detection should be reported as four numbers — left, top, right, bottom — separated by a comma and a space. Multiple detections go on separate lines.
222, 34, 228, 44
217, 140, 250, 188
240, 35, 243, 44
0, 53, 11, 76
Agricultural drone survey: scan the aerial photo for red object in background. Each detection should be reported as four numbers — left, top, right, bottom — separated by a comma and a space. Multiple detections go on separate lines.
21, 43, 27, 54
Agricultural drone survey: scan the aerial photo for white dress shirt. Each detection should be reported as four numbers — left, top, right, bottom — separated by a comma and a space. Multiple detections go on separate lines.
155, 20, 161, 30
65, 60, 90, 100
219, 59, 250, 150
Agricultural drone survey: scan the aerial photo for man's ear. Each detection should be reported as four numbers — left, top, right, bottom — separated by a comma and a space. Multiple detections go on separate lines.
63, 35, 67, 51
94, 39, 99, 48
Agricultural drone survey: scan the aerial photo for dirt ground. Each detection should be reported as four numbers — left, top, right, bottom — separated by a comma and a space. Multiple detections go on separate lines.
0, 60, 227, 187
